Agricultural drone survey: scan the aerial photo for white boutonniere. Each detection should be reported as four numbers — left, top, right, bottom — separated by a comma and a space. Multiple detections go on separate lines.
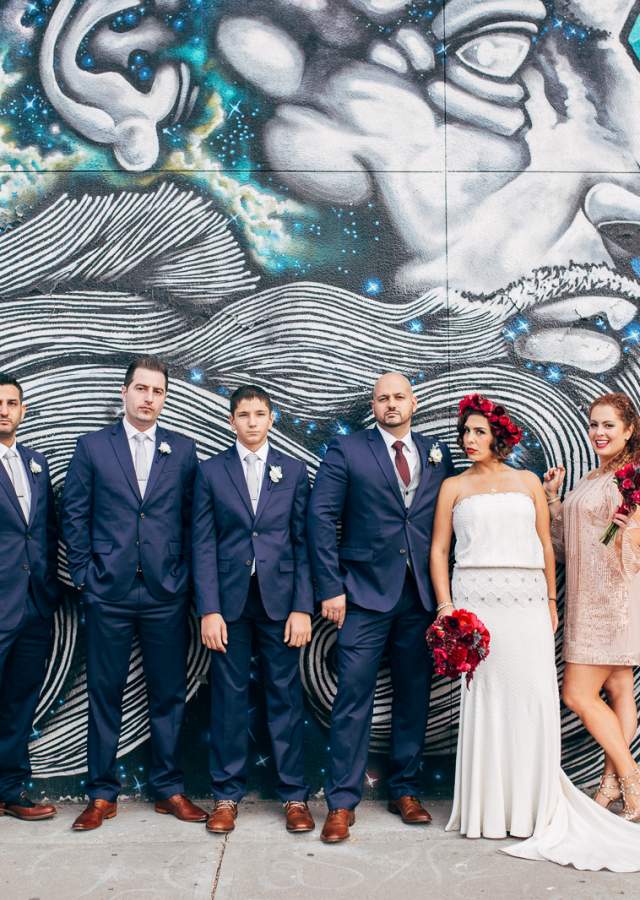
428, 444, 443, 466
29, 458, 42, 474
269, 465, 283, 483
158, 442, 172, 455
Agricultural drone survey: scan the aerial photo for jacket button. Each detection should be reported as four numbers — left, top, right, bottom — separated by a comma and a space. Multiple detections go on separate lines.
22, 563, 29, 571
399, 548, 406, 555
26, 533, 32, 540
140, 512, 145, 519
252, 531, 259, 538
136, 540, 140, 547
245, 559, 252, 566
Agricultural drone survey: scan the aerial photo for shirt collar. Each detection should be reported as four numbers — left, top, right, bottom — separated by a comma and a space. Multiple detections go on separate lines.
0, 439, 18, 461
123, 417, 157, 443
236, 438, 270, 463
376, 423, 415, 454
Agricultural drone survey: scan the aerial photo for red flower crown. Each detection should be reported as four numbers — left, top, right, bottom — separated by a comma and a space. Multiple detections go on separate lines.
458, 394, 523, 447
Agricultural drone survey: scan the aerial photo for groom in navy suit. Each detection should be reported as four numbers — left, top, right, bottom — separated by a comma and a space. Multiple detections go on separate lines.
308, 372, 454, 842
0, 373, 61, 821
192, 385, 315, 835
62, 357, 207, 830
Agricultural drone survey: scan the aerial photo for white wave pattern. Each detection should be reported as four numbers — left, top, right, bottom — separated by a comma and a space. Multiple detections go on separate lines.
0, 185, 637, 791
0, 183, 259, 303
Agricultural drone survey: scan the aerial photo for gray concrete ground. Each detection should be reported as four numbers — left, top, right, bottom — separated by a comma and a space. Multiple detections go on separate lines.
0, 800, 636, 900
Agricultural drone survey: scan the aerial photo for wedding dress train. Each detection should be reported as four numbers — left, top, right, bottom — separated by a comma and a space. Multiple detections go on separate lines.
444, 492, 640, 872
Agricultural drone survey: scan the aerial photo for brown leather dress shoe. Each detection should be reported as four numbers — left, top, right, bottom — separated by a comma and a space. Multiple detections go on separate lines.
0, 795, 56, 821
320, 808, 355, 843
72, 799, 117, 831
206, 800, 238, 834
155, 793, 207, 822
387, 795, 432, 824
284, 801, 315, 833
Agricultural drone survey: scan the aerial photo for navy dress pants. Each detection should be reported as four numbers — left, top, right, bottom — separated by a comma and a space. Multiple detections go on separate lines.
325, 571, 434, 810
0, 597, 52, 800
209, 577, 309, 802
84, 579, 188, 801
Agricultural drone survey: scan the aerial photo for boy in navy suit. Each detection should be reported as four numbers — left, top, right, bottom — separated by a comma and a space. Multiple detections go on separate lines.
62, 357, 207, 830
0, 373, 61, 821
192, 385, 314, 834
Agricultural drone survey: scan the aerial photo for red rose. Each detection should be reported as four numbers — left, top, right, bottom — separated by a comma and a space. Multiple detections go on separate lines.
622, 478, 634, 491
480, 399, 493, 413
632, 491, 640, 505
497, 416, 509, 426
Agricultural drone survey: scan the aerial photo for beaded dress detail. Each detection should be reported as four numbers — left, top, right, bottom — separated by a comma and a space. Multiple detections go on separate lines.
551, 472, 640, 666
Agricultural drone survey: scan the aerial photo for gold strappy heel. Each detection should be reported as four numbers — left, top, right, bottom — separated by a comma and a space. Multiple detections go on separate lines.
619, 767, 640, 822
593, 772, 622, 809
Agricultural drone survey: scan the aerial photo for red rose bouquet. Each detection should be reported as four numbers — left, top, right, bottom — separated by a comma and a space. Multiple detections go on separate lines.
426, 609, 490, 688
601, 462, 640, 546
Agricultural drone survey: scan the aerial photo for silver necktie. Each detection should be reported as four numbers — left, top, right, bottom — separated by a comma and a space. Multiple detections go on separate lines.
133, 432, 151, 497
5, 448, 30, 521
246, 452, 260, 514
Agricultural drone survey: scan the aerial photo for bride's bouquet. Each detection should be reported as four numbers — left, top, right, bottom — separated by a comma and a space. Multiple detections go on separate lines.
426, 610, 490, 688
601, 462, 640, 546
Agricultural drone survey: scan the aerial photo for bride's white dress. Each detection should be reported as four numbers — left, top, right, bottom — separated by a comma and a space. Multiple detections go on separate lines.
444, 491, 640, 872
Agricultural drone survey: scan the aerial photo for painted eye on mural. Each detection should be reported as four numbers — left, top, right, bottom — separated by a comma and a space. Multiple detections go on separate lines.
455, 31, 532, 80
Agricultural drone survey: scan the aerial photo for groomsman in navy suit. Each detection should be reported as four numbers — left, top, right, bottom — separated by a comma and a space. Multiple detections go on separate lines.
62, 357, 207, 830
308, 372, 454, 842
192, 385, 315, 835
0, 373, 61, 821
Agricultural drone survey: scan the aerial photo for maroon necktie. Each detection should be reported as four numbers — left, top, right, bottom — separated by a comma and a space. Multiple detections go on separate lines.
392, 440, 411, 487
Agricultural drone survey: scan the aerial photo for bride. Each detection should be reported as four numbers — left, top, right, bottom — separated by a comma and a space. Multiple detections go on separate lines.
429, 393, 640, 871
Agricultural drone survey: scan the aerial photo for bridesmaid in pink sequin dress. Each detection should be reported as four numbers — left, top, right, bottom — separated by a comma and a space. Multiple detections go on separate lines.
545, 393, 640, 822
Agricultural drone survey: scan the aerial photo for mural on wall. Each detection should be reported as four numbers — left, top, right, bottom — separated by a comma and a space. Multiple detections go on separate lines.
2, 0, 640, 797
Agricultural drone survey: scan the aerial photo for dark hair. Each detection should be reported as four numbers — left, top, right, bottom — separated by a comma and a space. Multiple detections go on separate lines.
0, 372, 24, 402
457, 408, 515, 461
230, 384, 273, 415
123, 357, 169, 391
589, 392, 640, 470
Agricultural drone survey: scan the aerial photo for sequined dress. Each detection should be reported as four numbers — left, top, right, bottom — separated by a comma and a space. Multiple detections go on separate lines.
445, 491, 640, 872
552, 471, 640, 666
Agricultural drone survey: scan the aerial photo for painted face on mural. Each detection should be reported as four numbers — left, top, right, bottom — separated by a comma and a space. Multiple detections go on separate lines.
15, 0, 640, 379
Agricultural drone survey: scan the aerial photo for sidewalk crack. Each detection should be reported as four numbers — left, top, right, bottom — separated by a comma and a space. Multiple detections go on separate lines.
211, 834, 228, 898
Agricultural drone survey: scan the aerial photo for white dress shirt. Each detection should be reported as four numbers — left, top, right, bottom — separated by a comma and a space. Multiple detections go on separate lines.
236, 438, 269, 506
123, 418, 157, 495
236, 439, 269, 575
0, 440, 31, 518
376, 424, 418, 480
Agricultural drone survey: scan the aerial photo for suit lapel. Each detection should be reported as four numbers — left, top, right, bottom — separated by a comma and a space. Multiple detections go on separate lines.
110, 420, 142, 503
368, 427, 405, 512
17, 443, 38, 526
411, 433, 433, 509
0, 450, 25, 521
143, 427, 170, 505
223, 447, 254, 519
253, 447, 279, 527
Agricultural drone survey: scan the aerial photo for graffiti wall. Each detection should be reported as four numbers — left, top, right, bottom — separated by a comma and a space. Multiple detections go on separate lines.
1, 0, 640, 799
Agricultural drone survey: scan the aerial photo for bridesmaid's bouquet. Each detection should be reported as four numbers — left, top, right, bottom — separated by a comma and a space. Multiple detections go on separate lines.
601, 462, 640, 546
426, 610, 490, 688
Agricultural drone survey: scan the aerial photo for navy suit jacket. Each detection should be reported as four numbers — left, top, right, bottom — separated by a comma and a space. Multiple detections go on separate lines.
61, 420, 198, 602
0, 443, 61, 630
192, 445, 313, 621
307, 427, 454, 613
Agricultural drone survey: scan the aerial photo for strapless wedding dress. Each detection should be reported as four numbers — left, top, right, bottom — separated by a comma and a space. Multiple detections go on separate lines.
444, 491, 640, 872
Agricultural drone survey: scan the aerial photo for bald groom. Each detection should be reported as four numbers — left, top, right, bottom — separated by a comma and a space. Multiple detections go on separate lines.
307, 373, 454, 842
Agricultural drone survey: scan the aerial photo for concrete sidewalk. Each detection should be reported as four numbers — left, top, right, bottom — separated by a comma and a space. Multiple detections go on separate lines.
0, 800, 634, 900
